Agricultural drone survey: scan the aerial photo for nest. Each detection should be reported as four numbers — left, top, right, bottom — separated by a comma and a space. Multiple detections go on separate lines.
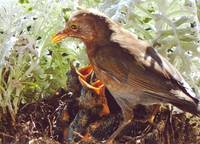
0, 65, 200, 144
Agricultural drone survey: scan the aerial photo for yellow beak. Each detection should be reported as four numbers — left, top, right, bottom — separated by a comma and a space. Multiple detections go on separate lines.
51, 31, 68, 43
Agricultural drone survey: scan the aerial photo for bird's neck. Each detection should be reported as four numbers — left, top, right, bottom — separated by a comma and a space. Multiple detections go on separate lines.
84, 39, 110, 63
84, 42, 95, 57
84, 41, 99, 58
84, 22, 113, 63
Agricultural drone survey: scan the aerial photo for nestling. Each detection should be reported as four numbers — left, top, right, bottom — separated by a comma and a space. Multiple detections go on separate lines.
52, 9, 200, 142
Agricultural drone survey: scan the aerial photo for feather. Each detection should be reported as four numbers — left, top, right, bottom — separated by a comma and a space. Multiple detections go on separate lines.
92, 22, 200, 114
58, 9, 200, 115
109, 22, 199, 104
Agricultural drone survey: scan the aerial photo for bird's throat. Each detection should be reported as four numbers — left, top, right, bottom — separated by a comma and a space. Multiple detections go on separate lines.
84, 41, 98, 58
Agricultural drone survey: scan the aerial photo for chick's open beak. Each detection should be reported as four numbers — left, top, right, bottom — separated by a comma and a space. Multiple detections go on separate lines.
51, 30, 68, 43
75, 65, 94, 81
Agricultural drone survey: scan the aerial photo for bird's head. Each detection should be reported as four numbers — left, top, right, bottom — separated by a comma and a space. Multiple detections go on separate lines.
52, 9, 113, 44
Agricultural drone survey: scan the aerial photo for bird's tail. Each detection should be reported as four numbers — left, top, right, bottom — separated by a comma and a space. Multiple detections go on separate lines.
144, 91, 200, 116
170, 99, 200, 116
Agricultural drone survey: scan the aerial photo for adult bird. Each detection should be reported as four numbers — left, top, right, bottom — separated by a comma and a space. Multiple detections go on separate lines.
52, 9, 200, 142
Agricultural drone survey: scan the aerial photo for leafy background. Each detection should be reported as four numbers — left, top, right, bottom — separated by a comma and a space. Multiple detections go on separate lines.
0, 0, 200, 121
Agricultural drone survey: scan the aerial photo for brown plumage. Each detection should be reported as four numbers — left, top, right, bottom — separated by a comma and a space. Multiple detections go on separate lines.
52, 9, 200, 142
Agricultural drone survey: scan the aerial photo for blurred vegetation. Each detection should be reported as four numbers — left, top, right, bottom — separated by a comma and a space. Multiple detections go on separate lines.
0, 0, 199, 122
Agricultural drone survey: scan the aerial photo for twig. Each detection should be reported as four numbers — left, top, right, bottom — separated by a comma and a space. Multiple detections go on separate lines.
0, 132, 15, 139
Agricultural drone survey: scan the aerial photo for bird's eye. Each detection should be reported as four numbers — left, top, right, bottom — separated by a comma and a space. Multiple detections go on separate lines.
70, 24, 78, 30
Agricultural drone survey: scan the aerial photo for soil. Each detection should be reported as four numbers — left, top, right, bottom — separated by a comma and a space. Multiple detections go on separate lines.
0, 66, 200, 144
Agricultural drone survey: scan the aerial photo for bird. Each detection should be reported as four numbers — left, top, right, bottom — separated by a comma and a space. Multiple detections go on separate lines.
76, 64, 110, 116
52, 9, 200, 143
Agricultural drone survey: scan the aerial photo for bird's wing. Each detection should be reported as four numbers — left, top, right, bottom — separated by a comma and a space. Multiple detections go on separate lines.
110, 27, 198, 101
94, 27, 199, 114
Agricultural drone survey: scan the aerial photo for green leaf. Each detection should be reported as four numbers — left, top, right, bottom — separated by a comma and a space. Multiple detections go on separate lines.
18, 0, 29, 4
27, 7, 33, 11
143, 17, 152, 23
62, 8, 72, 22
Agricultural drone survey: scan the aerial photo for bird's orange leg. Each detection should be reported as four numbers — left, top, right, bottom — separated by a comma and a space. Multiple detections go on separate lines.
75, 64, 93, 81
79, 76, 110, 116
